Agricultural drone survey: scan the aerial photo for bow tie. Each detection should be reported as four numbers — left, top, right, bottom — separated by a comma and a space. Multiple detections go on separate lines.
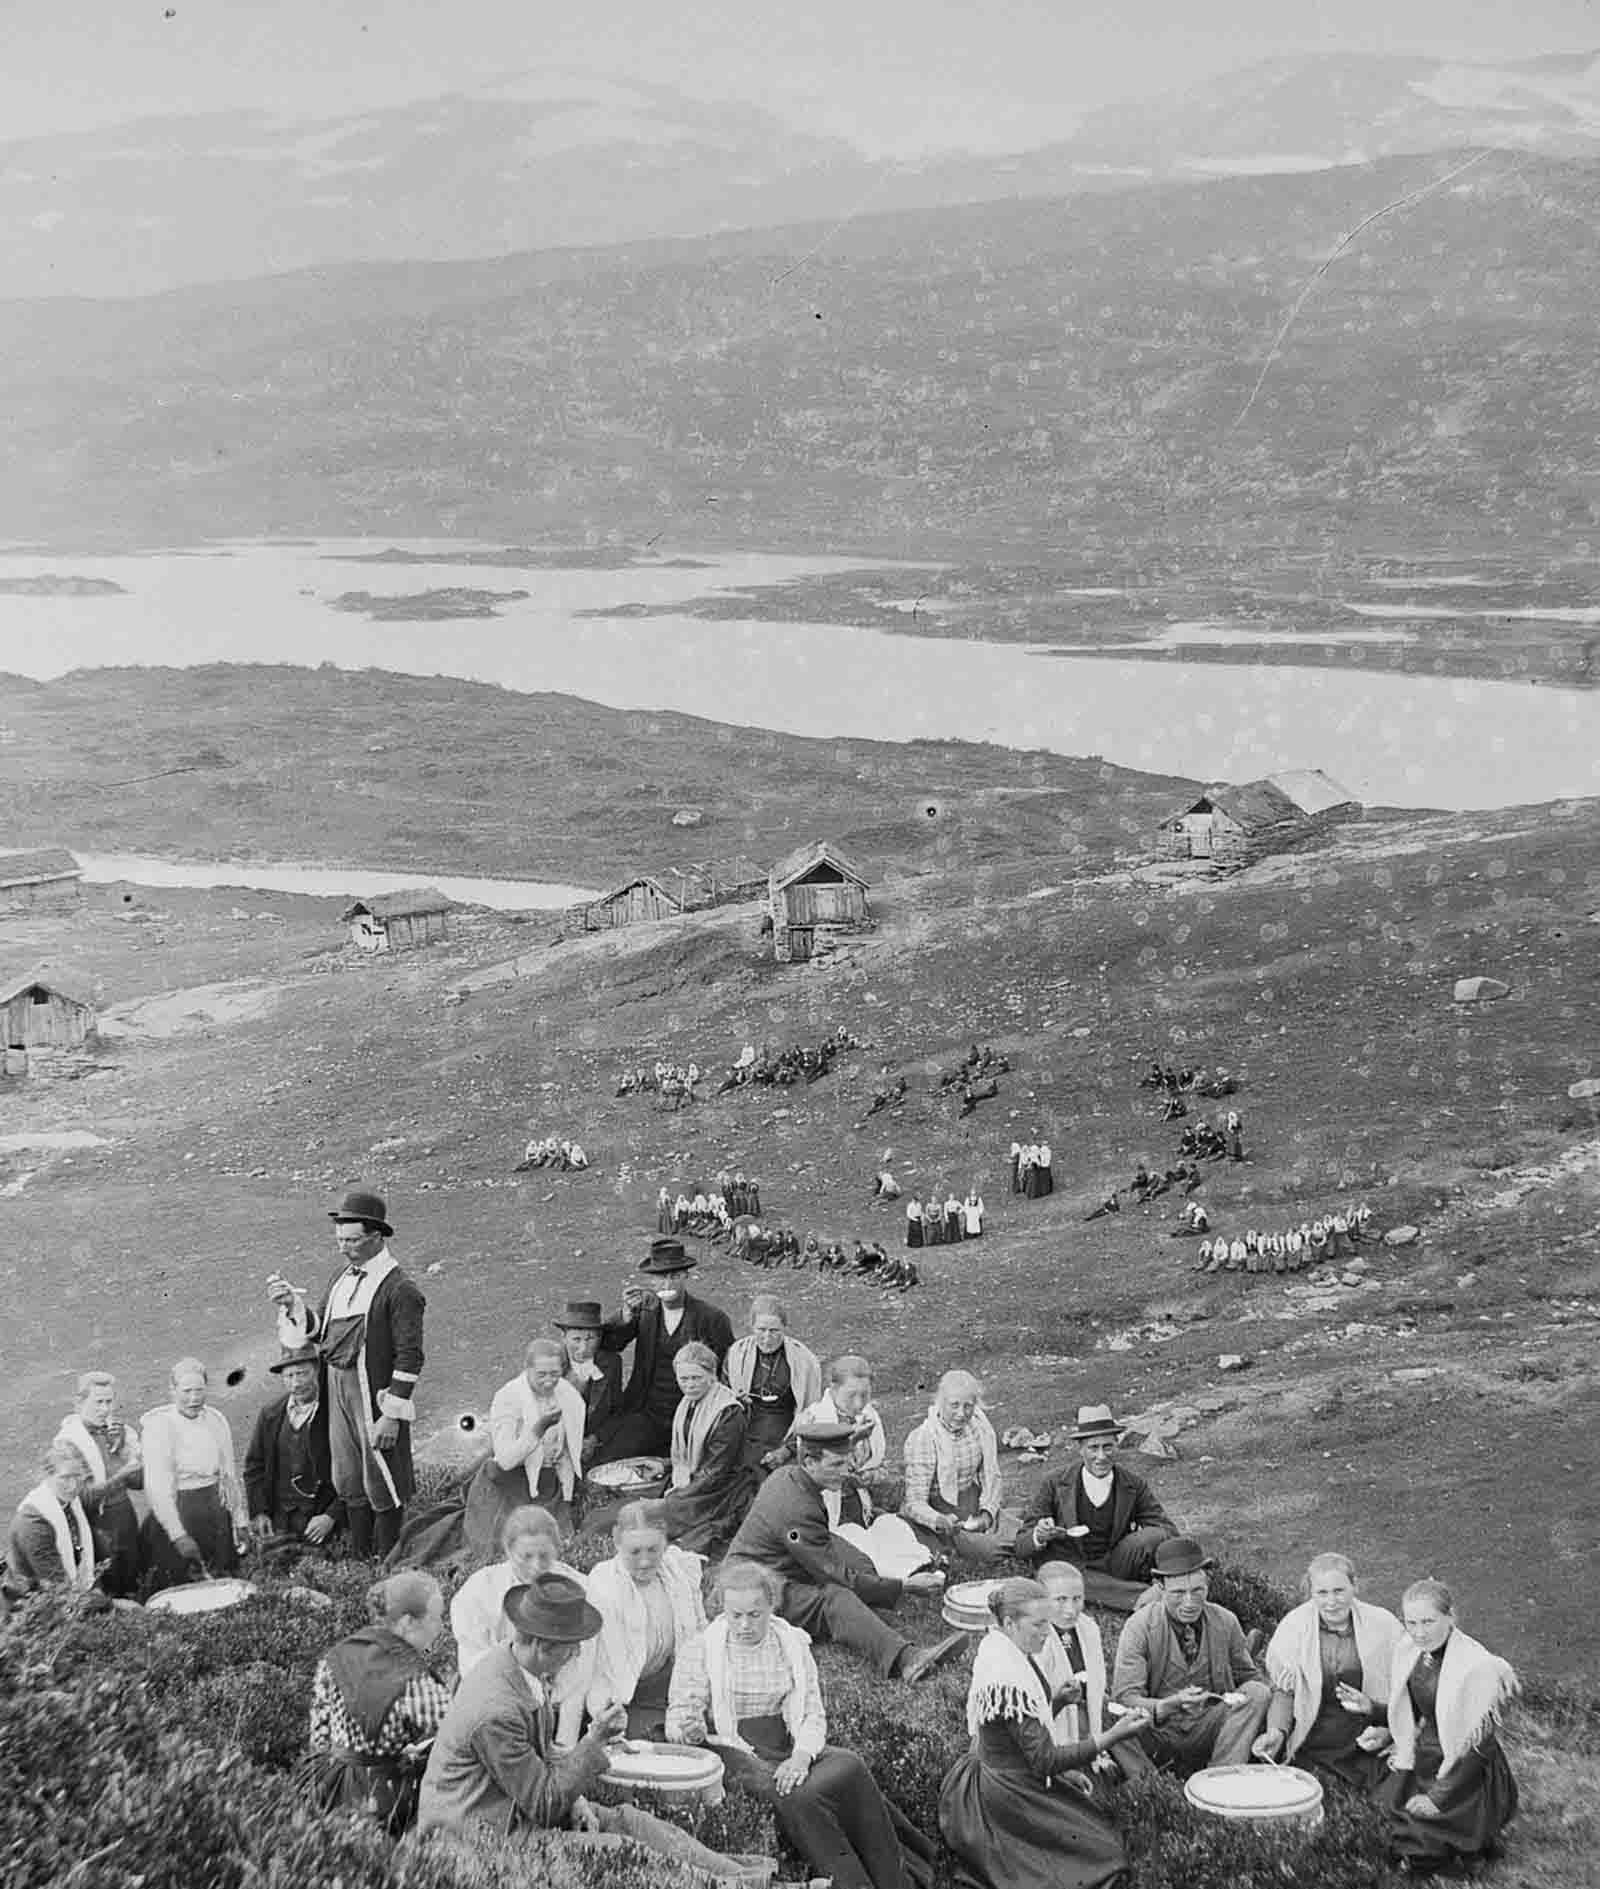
345, 1265, 367, 1280
85, 1424, 109, 1437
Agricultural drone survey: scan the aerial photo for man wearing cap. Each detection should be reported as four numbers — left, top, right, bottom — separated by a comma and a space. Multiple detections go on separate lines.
599, 1239, 734, 1461
725, 1421, 963, 1685
418, 1572, 768, 1882
1019, 1405, 1177, 1610
242, 1346, 342, 1550
554, 1301, 625, 1467
267, 1188, 426, 1559
1110, 1537, 1270, 1776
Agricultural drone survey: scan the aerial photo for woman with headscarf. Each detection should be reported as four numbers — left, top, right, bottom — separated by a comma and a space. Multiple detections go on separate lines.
939, 1578, 1150, 1889
662, 1342, 754, 1554
669, 1558, 931, 1889
7, 1438, 98, 1597
306, 1570, 453, 1834
57, 1369, 144, 1595
726, 1297, 823, 1474
140, 1356, 249, 1588
1371, 1577, 1520, 1874
451, 1506, 591, 1744
586, 1498, 708, 1738
1251, 1551, 1403, 1785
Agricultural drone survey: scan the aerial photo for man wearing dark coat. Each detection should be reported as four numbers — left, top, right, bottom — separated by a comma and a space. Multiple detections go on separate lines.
1020, 1405, 1177, 1611
725, 1422, 963, 1684
553, 1301, 625, 1466
243, 1344, 343, 1549
598, 1240, 734, 1460
267, 1188, 426, 1560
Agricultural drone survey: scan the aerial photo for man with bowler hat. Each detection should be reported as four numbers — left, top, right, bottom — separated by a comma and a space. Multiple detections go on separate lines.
726, 1420, 965, 1685
418, 1572, 769, 1882
243, 1344, 342, 1550
600, 1239, 734, 1460
1019, 1403, 1177, 1609
267, 1188, 426, 1559
1110, 1536, 1270, 1775
554, 1300, 624, 1466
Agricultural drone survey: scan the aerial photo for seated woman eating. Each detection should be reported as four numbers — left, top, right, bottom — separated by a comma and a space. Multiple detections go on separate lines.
307, 1570, 453, 1835
940, 1578, 1150, 1889
662, 1342, 754, 1554
1252, 1551, 1403, 1785
668, 1558, 930, 1889
1371, 1577, 1520, 1876
451, 1505, 591, 1744
585, 1497, 709, 1739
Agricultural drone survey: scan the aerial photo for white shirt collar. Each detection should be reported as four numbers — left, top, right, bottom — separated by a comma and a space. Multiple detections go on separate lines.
1081, 1466, 1115, 1503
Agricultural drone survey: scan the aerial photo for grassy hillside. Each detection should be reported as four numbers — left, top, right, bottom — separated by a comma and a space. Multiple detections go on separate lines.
1, 156, 1597, 558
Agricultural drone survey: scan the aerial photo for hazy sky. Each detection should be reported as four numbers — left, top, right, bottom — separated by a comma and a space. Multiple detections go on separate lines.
8, 0, 1599, 152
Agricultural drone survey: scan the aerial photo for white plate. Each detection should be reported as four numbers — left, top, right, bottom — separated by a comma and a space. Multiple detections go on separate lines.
146, 1578, 257, 1616
587, 1457, 670, 1490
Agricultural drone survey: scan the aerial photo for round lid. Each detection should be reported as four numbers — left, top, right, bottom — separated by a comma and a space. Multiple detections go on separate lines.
1185, 1765, 1323, 1811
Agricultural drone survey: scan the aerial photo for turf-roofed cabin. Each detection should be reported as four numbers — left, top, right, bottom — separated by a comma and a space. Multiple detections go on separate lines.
0, 847, 83, 911
1159, 770, 1360, 867
339, 888, 454, 952
768, 840, 871, 962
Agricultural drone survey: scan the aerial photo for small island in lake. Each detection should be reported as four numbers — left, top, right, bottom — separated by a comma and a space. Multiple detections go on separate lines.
0, 574, 127, 597
330, 587, 531, 621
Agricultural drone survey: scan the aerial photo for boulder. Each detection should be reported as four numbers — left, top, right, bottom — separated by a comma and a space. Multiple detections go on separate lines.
1453, 976, 1510, 1003
1567, 1077, 1600, 1101
1385, 1225, 1420, 1247
1217, 1353, 1250, 1373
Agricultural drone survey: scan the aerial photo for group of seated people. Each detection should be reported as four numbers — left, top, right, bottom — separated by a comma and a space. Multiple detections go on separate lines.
1008, 1143, 1054, 1199
715, 1028, 866, 1094
1196, 1203, 1377, 1274
516, 1136, 591, 1172
616, 1062, 702, 1108
1176, 1112, 1245, 1162
1139, 1059, 1238, 1098
729, 1224, 922, 1290
904, 1188, 985, 1247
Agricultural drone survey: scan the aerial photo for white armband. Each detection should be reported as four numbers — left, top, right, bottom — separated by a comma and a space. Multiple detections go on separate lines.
379, 1390, 416, 1423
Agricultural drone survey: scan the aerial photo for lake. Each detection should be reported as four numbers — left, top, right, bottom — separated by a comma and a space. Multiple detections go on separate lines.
74, 853, 599, 911
1, 540, 1596, 812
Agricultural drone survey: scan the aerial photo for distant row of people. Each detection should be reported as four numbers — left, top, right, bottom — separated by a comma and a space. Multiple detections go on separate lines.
1010, 1142, 1054, 1198
656, 1177, 763, 1239
615, 1062, 701, 1108
716, 1027, 865, 1092
514, 1136, 590, 1172
906, 1189, 986, 1246
1195, 1204, 1377, 1273
1139, 1058, 1238, 1097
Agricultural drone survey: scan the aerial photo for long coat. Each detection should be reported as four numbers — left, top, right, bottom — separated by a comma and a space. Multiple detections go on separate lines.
242, 1393, 343, 1531
1019, 1463, 1175, 1560
602, 1292, 735, 1416
726, 1464, 903, 1611
288, 1260, 426, 1505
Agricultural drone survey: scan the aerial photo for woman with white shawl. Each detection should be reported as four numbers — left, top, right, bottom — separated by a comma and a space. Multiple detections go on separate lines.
470, 1338, 586, 1545
939, 1579, 1149, 1889
726, 1296, 823, 1473
668, 1559, 929, 1889
586, 1498, 708, 1738
6, 1438, 98, 1596
1369, 1577, 1520, 1873
661, 1342, 754, 1555
57, 1369, 144, 1595
1251, 1551, 1403, 1785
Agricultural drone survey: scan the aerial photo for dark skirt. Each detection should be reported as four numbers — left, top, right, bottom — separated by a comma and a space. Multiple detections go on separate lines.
1378, 1730, 1518, 1868
940, 1725, 1125, 1889
742, 1398, 797, 1470
306, 1748, 420, 1837
907, 1219, 923, 1249
464, 1457, 572, 1557
143, 1484, 239, 1589
91, 1489, 145, 1597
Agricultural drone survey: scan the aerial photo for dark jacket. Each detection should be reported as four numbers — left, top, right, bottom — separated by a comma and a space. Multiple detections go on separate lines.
568, 1350, 625, 1444
1019, 1462, 1175, 1560
726, 1463, 903, 1610
243, 1393, 343, 1531
1111, 1598, 1262, 1704
301, 1259, 426, 1504
602, 1291, 735, 1416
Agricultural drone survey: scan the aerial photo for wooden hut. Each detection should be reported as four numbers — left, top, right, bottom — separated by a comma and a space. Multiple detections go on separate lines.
584, 875, 685, 931
1158, 771, 1360, 866
768, 841, 870, 962
582, 863, 769, 932
0, 973, 97, 1075
0, 847, 83, 912
340, 888, 453, 953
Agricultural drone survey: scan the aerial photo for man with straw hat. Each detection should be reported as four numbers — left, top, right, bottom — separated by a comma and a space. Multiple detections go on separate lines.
267, 1187, 426, 1560
600, 1238, 734, 1460
1019, 1404, 1177, 1611
418, 1572, 772, 1883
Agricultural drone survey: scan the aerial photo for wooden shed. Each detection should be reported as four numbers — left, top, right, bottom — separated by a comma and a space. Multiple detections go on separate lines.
582, 863, 769, 932
339, 888, 453, 953
1158, 771, 1360, 866
0, 847, 83, 912
584, 875, 685, 931
1, 973, 97, 1073
768, 841, 870, 962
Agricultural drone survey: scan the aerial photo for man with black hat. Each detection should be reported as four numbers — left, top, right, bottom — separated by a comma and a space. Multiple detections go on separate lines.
266, 1188, 426, 1559
726, 1420, 964, 1685
1110, 1536, 1270, 1775
554, 1301, 624, 1466
599, 1239, 734, 1461
418, 1572, 769, 1882
1019, 1404, 1177, 1610
242, 1345, 342, 1550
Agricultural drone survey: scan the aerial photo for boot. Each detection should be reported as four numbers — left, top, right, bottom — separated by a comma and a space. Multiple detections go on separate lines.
345, 1499, 374, 1559
372, 1506, 404, 1560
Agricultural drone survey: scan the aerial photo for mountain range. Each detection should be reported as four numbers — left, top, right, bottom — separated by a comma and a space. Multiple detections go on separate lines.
3, 49, 1599, 299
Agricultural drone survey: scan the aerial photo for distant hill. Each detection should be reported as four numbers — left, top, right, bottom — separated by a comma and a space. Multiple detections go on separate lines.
1, 152, 1597, 557
2, 50, 1597, 300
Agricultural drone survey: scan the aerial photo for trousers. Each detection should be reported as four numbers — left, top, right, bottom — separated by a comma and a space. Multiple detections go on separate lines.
327, 1363, 400, 1513
781, 1580, 907, 1679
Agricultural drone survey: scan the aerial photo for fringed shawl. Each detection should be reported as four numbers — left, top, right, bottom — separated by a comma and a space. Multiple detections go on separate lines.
966, 1626, 1054, 1737
1387, 1628, 1519, 1776
671, 1382, 743, 1489
1266, 1598, 1402, 1759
